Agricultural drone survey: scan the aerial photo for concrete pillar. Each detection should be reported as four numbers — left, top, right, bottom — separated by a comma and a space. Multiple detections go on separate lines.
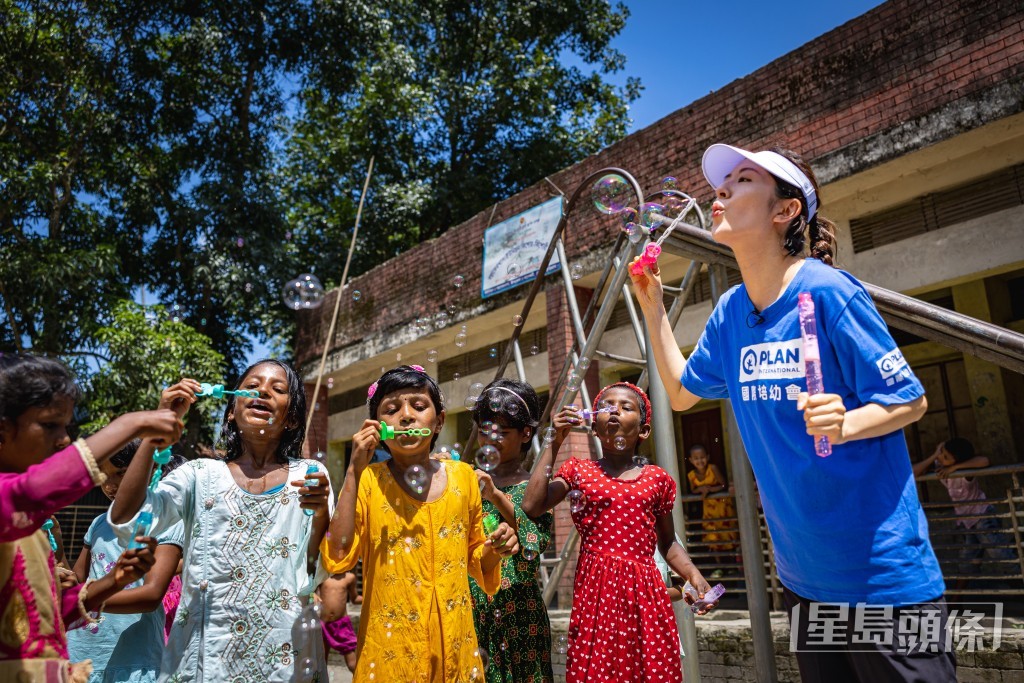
952, 280, 1015, 462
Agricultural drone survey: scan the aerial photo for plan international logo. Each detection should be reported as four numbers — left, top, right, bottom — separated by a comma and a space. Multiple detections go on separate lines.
739, 339, 803, 383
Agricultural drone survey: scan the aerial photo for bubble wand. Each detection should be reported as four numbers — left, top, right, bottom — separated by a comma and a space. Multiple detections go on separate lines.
798, 292, 832, 457
628, 196, 697, 277
576, 405, 616, 421
378, 422, 432, 440
196, 383, 259, 399
41, 518, 58, 553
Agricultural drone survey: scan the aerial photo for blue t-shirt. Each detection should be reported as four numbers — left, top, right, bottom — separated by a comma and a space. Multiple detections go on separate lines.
66, 512, 184, 682
681, 258, 943, 605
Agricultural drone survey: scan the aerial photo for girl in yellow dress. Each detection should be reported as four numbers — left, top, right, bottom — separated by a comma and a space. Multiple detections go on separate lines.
686, 444, 737, 575
321, 365, 519, 682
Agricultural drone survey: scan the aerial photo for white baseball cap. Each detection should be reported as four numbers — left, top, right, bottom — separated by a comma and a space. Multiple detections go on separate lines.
702, 144, 818, 221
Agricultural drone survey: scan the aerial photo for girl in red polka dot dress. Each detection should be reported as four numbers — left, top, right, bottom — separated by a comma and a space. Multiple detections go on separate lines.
522, 382, 715, 683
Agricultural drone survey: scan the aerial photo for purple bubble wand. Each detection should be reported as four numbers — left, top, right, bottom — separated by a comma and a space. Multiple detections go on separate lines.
798, 292, 832, 457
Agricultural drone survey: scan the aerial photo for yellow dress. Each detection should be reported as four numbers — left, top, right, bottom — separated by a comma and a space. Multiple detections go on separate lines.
687, 467, 738, 551
321, 459, 500, 682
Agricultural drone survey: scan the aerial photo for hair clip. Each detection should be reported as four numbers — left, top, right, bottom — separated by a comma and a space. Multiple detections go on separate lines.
367, 381, 378, 400
409, 365, 425, 373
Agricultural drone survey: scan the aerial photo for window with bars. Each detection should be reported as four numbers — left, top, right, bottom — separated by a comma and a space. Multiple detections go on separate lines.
849, 163, 1024, 253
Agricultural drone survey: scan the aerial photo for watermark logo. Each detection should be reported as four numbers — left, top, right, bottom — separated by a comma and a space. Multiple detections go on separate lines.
790, 601, 1003, 654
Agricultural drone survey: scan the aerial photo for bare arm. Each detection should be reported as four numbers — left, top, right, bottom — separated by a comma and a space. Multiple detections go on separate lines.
102, 544, 182, 613
522, 422, 571, 518
72, 545, 91, 584
629, 262, 702, 412
110, 381, 198, 524
325, 420, 378, 562
476, 472, 518, 531
799, 393, 928, 445
912, 449, 941, 478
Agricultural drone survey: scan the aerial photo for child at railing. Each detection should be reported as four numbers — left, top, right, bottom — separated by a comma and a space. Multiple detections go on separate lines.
914, 438, 1014, 586
522, 381, 713, 683
685, 443, 737, 578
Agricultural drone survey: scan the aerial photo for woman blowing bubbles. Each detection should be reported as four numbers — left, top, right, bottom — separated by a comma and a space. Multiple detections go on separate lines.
629, 144, 954, 682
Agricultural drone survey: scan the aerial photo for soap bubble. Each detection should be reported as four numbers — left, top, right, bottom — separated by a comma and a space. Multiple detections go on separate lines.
530, 344, 539, 355
568, 489, 587, 513
624, 221, 642, 244
468, 382, 485, 398
427, 349, 438, 363
633, 455, 649, 467
327, 377, 334, 389
570, 263, 583, 280
512, 314, 523, 327
663, 176, 678, 191
576, 357, 590, 372
434, 311, 449, 329
542, 427, 556, 444
488, 347, 497, 358
453, 372, 461, 381
489, 395, 501, 411
591, 174, 631, 215
236, 237, 244, 248
557, 634, 568, 655
640, 202, 666, 229
454, 325, 467, 348
300, 658, 315, 677
452, 274, 464, 289
281, 274, 325, 310
507, 262, 521, 278
404, 465, 428, 494
475, 445, 500, 472
352, 289, 362, 302
522, 547, 538, 561
613, 436, 627, 451
663, 195, 686, 218
566, 373, 582, 391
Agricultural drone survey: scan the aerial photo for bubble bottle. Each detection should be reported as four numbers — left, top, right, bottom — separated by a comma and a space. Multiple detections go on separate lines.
797, 292, 832, 457
41, 518, 58, 553
482, 512, 500, 537
682, 581, 726, 613
196, 383, 260, 400
303, 463, 320, 517
130, 445, 173, 548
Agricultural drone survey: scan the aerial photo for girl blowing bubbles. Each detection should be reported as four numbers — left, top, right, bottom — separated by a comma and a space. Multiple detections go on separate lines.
470, 379, 554, 683
321, 365, 519, 682
109, 359, 333, 683
522, 381, 711, 683
630, 144, 951, 682
0, 354, 180, 682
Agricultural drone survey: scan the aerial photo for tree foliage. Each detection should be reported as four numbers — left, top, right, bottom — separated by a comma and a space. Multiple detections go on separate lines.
75, 300, 225, 444
0, 0, 638, 413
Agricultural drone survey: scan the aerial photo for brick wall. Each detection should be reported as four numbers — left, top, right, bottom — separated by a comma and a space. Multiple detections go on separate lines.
303, 382, 328, 457
295, 0, 1024, 369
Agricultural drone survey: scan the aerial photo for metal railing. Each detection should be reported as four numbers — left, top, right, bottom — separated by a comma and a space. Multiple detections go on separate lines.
672, 464, 1024, 610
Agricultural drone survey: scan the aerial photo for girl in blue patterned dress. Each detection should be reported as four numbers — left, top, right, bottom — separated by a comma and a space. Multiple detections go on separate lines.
107, 359, 334, 683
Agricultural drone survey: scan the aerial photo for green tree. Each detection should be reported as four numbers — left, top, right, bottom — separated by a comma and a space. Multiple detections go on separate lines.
285, 0, 640, 276
76, 300, 225, 451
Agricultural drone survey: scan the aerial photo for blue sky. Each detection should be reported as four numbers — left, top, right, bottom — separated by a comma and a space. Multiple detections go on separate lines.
250, 0, 886, 367
610, 0, 886, 132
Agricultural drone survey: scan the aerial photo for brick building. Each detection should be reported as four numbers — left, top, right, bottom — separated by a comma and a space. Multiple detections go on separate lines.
296, 0, 1024, 607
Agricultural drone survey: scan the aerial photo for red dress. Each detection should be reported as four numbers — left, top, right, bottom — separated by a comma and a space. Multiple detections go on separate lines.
555, 458, 682, 683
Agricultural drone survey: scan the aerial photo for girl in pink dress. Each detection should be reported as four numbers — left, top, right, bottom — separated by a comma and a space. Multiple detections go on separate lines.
523, 382, 715, 683
0, 354, 181, 682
